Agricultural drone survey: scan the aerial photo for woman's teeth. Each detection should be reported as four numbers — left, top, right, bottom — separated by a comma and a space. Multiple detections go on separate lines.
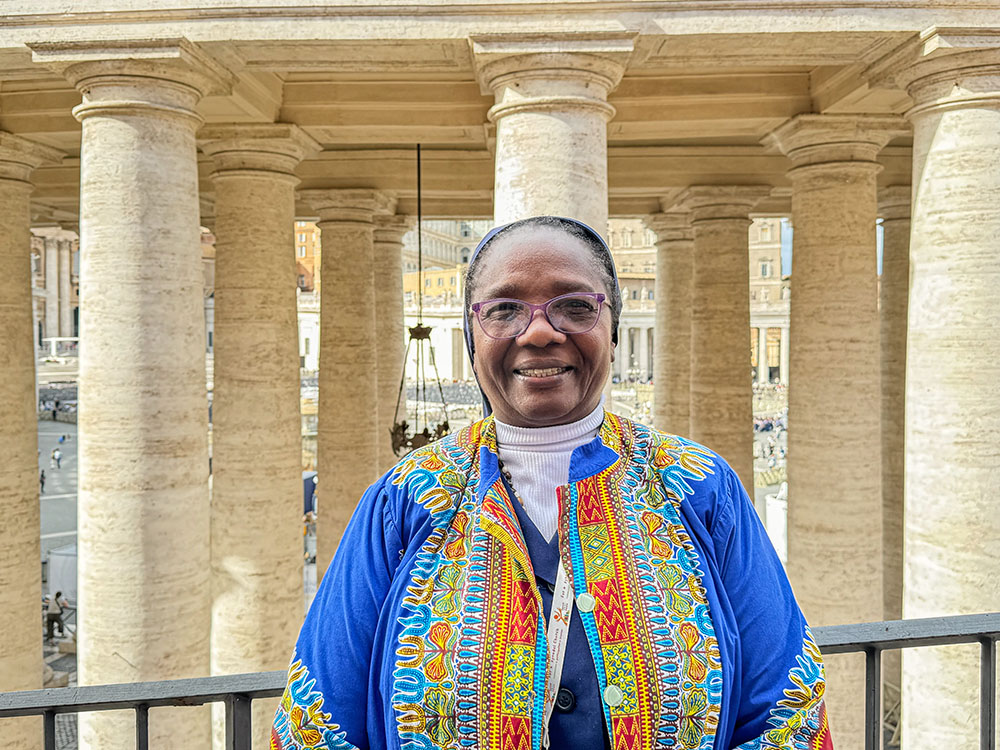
516, 367, 569, 378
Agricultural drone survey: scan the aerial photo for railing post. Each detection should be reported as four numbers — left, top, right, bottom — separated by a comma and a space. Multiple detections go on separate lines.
982, 637, 997, 750
43, 710, 56, 750
864, 646, 881, 750
226, 693, 253, 750
135, 703, 149, 750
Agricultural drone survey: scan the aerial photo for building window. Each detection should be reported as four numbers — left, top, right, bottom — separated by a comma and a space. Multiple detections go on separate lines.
304, 338, 310, 355
647, 290, 654, 300
450, 276, 456, 285
631, 289, 639, 300
298, 245, 306, 257
760, 262, 771, 278
624, 229, 633, 248
30, 253, 40, 273
460, 222, 472, 238
425, 278, 431, 287
296, 221, 305, 227
298, 274, 306, 288
437, 277, 444, 286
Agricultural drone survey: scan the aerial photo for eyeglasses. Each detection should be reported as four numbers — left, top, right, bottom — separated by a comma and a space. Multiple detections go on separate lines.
471, 292, 607, 340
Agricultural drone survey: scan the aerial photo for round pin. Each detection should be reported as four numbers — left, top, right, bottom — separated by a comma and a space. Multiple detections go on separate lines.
577, 593, 596, 613
603, 684, 624, 707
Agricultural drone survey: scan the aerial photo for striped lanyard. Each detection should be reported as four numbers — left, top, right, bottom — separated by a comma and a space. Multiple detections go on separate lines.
541, 560, 574, 749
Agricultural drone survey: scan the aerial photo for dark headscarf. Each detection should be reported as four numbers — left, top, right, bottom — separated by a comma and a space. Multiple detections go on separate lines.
462, 216, 622, 416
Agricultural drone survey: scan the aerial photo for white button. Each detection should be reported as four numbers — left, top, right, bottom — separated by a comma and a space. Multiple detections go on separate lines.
576, 593, 596, 613
603, 685, 624, 707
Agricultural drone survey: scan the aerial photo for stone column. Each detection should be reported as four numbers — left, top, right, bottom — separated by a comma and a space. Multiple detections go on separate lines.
373, 214, 409, 473
0, 132, 60, 750
300, 189, 394, 576
637, 325, 650, 380
870, 35, 1000, 750
32, 39, 232, 750
757, 327, 770, 384
58, 239, 73, 337
767, 113, 903, 747
617, 324, 630, 382
43, 237, 59, 339
679, 186, 770, 488
646, 210, 693, 435
878, 185, 910, 712
201, 124, 318, 750
779, 326, 790, 384
473, 36, 632, 233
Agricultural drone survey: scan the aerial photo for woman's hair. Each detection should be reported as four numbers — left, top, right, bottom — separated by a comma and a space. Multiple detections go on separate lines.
464, 216, 622, 340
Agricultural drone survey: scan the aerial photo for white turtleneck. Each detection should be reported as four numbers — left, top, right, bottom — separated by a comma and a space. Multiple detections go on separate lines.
494, 397, 605, 542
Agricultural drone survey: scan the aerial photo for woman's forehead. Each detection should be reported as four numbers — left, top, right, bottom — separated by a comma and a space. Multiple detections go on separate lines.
475, 231, 604, 296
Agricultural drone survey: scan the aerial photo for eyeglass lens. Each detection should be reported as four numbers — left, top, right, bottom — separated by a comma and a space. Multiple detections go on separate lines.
478, 295, 602, 338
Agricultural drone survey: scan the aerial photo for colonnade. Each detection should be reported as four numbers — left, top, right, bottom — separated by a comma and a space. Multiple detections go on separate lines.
0, 31, 996, 750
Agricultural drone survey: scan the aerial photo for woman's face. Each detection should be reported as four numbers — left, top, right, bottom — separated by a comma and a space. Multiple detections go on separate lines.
470, 227, 615, 428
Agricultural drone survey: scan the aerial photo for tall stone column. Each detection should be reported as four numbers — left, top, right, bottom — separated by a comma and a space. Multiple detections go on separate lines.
870, 35, 1000, 750
43, 237, 59, 339
779, 326, 790, 385
58, 239, 73, 337
757, 327, 770, 384
473, 36, 632, 233
33, 39, 232, 750
767, 114, 903, 747
878, 184, 910, 711
300, 189, 394, 576
373, 214, 410, 473
201, 124, 318, 750
646, 210, 693, 435
0, 132, 60, 750
680, 186, 770, 488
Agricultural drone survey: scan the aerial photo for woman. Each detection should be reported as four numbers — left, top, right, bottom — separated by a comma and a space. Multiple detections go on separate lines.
272, 216, 832, 750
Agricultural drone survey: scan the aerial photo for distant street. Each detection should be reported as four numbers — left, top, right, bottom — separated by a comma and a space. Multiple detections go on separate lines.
39, 420, 77, 560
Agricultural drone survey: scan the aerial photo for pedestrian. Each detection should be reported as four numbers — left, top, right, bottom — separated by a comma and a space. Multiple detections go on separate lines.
51, 448, 62, 469
45, 591, 69, 642
58, 434, 65, 444
39, 469, 45, 494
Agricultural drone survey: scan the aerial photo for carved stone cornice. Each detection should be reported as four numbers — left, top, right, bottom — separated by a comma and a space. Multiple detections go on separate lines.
0, 131, 63, 185
878, 185, 911, 222
673, 185, 772, 223
299, 189, 397, 226
200, 123, 320, 181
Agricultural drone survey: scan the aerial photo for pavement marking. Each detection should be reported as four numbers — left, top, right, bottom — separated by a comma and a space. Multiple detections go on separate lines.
41, 531, 76, 540
41, 493, 77, 500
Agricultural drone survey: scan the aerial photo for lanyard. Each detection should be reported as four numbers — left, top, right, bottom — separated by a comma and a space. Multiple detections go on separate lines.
541, 560, 574, 749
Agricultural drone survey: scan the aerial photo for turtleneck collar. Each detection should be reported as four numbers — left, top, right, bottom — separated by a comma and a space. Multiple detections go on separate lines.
494, 396, 605, 452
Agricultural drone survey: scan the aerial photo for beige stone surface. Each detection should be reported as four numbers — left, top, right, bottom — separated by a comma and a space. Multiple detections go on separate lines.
373, 214, 410, 473
58, 239, 74, 336
768, 114, 902, 748
0, 132, 59, 750
680, 185, 769, 489
878, 184, 910, 712
43, 237, 60, 337
646, 210, 693, 436
474, 36, 631, 232
301, 189, 394, 576
35, 42, 230, 750
877, 39, 1000, 750
202, 124, 316, 750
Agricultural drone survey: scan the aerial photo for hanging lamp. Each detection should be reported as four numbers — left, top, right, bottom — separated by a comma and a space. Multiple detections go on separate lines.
390, 144, 451, 456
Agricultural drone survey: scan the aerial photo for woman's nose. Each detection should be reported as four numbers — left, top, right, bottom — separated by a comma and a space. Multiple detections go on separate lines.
516, 309, 566, 346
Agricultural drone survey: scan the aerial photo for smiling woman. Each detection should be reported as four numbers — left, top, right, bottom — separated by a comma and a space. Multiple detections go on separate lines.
272, 216, 834, 750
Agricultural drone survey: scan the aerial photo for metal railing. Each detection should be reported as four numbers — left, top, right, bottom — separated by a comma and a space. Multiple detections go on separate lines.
0, 612, 997, 750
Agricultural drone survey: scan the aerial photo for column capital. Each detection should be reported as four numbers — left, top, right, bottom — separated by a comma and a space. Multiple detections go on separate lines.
764, 114, 908, 167
645, 210, 693, 244
471, 33, 634, 120
373, 213, 414, 244
867, 27, 1000, 112
674, 185, 772, 223
200, 123, 320, 179
299, 189, 396, 225
879, 185, 912, 221
31, 38, 234, 124
0, 132, 63, 185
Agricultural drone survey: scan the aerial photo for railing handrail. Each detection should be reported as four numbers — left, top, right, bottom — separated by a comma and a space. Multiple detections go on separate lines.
1, 612, 996, 750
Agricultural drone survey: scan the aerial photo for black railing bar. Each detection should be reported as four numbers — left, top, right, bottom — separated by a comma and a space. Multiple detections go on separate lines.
864, 647, 881, 750
816, 612, 1000, 654
136, 702, 149, 750
982, 637, 996, 750
43, 710, 55, 750
0, 671, 286, 718
226, 693, 253, 750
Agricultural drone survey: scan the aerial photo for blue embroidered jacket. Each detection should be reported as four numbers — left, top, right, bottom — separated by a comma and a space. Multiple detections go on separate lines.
271, 413, 832, 750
